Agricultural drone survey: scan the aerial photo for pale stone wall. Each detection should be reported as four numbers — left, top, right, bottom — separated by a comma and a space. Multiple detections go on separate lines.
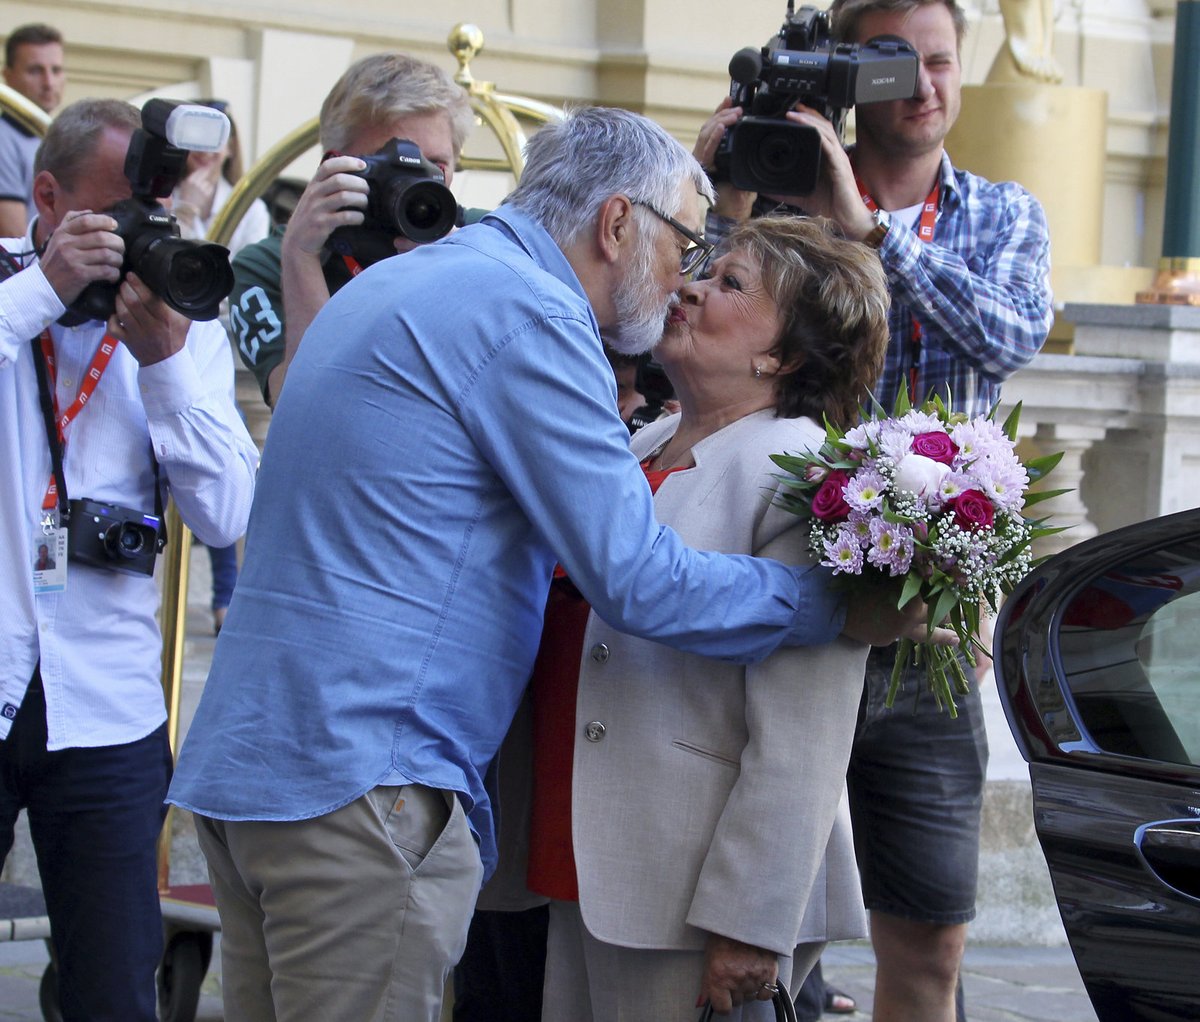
1, 0, 1178, 275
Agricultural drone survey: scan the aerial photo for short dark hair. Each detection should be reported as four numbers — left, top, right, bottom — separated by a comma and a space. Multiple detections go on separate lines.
5, 23, 63, 68
829, 0, 967, 48
722, 216, 891, 428
34, 98, 140, 191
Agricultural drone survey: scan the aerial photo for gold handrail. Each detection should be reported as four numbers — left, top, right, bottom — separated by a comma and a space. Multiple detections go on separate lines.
0, 83, 51, 136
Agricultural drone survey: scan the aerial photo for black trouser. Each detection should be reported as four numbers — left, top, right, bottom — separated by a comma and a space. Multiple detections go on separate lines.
0, 669, 171, 1021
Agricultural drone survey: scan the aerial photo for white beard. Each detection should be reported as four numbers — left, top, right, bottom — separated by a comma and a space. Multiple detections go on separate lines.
606, 233, 676, 356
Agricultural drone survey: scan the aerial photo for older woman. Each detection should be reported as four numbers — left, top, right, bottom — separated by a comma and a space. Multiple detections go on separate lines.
527, 216, 892, 1020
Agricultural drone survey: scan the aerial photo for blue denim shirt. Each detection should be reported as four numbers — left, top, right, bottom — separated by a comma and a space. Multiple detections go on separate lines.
167, 206, 845, 878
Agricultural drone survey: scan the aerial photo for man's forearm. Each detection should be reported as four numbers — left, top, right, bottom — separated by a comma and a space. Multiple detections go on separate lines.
277, 245, 332, 399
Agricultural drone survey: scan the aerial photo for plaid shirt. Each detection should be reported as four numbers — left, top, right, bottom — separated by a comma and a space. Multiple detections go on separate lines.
705, 151, 1053, 419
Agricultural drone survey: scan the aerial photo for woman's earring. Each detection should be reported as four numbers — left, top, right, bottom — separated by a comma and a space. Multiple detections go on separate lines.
754, 364, 763, 378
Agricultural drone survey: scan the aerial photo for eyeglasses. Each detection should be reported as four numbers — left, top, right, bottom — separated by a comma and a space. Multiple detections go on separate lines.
632, 199, 714, 275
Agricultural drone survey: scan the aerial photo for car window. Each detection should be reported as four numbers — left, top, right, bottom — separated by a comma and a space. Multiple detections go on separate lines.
1056, 538, 1200, 766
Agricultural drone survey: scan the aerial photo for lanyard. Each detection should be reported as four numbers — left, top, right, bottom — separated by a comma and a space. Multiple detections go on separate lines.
33, 330, 120, 512
857, 178, 940, 403
341, 254, 365, 278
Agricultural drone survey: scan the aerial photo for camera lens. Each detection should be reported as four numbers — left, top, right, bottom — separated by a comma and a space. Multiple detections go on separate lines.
385, 179, 458, 243
732, 118, 823, 196
166, 248, 217, 307
134, 236, 235, 321
102, 521, 149, 560
117, 523, 147, 556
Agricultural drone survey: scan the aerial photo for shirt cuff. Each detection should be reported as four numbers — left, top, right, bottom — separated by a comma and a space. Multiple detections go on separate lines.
788, 564, 846, 646
0, 263, 67, 366
136, 344, 205, 420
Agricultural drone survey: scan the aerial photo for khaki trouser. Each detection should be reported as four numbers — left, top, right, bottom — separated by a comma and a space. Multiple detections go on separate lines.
196, 784, 483, 1022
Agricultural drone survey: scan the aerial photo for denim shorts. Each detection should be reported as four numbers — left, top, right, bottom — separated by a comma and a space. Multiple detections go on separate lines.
847, 644, 989, 925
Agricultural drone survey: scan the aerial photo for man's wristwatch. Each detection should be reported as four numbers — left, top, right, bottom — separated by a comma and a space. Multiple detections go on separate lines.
864, 208, 891, 249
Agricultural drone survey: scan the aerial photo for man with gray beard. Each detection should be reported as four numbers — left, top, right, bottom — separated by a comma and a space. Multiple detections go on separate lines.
169, 105, 920, 1022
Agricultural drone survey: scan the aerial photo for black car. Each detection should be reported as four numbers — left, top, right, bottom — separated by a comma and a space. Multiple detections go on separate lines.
994, 507, 1200, 1022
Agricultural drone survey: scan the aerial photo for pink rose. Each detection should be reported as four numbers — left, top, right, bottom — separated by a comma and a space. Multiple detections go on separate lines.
811, 470, 851, 522
951, 489, 995, 531
911, 431, 958, 465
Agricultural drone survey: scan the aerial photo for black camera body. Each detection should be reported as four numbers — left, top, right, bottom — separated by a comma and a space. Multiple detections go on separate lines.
68, 99, 235, 324
66, 498, 163, 577
328, 138, 460, 267
713, 3, 920, 195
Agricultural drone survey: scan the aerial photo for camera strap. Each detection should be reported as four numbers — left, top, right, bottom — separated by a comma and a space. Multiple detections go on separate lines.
857, 178, 940, 404
340, 254, 365, 278
31, 332, 168, 549
31, 330, 120, 516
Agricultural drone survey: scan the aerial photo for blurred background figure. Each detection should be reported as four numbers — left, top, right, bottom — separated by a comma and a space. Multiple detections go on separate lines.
171, 98, 271, 256
1, 23, 66, 237
171, 98, 271, 634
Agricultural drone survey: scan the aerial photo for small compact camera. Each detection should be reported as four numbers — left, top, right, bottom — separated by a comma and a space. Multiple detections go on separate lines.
66, 498, 163, 577
714, 2, 920, 195
67, 99, 236, 325
328, 137, 461, 266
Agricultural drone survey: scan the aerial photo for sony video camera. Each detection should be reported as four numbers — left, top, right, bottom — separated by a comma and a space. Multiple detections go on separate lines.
68, 99, 236, 324
713, 2, 920, 195
328, 137, 461, 266
66, 498, 164, 577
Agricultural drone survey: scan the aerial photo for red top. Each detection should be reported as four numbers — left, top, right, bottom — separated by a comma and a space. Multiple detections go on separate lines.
527, 461, 684, 900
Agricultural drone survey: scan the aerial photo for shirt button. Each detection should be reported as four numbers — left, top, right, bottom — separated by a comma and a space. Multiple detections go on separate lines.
584, 721, 606, 742
62, 377, 73, 389
589, 643, 610, 663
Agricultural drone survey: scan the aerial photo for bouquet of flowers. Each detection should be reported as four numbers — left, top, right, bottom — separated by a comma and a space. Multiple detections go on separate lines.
771, 394, 1063, 716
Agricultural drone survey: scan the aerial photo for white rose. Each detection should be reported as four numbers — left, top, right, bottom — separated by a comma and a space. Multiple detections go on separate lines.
893, 453, 950, 498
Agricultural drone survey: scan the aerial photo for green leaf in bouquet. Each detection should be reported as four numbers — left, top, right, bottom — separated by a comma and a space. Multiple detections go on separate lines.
1000, 402, 1022, 439
1023, 486, 1072, 508
1024, 451, 1064, 478
891, 386, 913, 417
930, 586, 959, 634
898, 572, 924, 610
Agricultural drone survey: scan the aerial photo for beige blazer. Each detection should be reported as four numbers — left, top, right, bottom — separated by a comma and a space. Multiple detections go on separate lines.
569, 408, 868, 956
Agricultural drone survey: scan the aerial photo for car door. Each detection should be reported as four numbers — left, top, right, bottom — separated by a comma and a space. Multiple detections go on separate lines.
994, 506, 1200, 1022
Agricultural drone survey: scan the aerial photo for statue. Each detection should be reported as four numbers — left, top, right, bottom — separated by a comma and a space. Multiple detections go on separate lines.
986, 0, 1064, 84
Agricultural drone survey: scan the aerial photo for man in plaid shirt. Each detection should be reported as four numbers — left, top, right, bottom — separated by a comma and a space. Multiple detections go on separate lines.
694, 1, 1052, 1020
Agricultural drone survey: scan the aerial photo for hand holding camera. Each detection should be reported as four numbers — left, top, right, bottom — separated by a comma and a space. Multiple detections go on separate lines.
39, 210, 125, 306
282, 154, 371, 259
109, 271, 189, 366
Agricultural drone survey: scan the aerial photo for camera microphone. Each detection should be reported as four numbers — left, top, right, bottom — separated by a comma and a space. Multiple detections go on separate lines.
729, 48, 763, 86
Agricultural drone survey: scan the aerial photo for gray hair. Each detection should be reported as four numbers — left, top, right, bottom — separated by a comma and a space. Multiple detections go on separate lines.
505, 106, 715, 249
319, 52, 474, 157
34, 98, 140, 190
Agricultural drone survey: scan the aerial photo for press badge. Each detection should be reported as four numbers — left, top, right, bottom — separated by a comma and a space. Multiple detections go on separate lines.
32, 523, 68, 593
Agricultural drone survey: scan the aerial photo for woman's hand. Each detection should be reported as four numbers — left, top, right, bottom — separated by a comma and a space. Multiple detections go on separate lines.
700, 932, 780, 1015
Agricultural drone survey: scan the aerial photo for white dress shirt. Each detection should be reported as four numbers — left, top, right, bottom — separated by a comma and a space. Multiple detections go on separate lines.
0, 230, 258, 750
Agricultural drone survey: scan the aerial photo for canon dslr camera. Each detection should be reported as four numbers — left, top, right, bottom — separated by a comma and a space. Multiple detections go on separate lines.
328, 137, 460, 266
66, 498, 163, 577
714, 2, 920, 195
67, 99, 236, 324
